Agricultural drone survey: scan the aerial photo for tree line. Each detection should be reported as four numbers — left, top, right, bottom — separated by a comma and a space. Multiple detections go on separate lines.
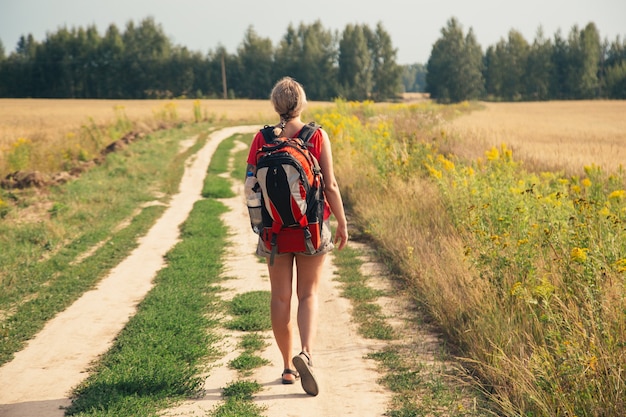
427, 18, 626, 102
0, 17, 402, 101
0, 17, 624, 102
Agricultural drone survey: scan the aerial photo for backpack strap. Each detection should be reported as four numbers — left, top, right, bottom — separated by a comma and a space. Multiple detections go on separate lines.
259, 122, 321, 144
297, 122, 321, 144
260, 125, 277, 143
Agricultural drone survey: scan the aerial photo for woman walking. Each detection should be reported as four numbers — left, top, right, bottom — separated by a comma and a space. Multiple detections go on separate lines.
245, 77, 348, 396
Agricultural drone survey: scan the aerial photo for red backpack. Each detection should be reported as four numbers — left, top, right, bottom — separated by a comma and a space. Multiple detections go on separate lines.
255, 122, 325, 264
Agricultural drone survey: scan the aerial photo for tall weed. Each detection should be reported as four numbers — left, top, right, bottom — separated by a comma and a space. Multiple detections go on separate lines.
5, 138, 33, 171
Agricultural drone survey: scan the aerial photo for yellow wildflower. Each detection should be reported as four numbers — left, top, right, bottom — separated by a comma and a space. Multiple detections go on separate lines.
485, 147, 499, 161
502, 145, 513, 161
581, 178, 592, 188
570, 247, 589, 263
510, 281, 523, 296
532, 278, 555, 300
437, 154, 455, 171
608, 190, 625, 200
425, 163, 442, 179
12, 137, 31, 148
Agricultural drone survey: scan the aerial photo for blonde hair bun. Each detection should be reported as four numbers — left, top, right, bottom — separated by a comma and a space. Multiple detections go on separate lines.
270, 77, 307, 123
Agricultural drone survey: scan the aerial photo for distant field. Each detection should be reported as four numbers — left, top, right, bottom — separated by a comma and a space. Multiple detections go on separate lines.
1, 98, 624, 178
0, 99, 277, 146
448, 100, 626, 174
0, 98, 333, 176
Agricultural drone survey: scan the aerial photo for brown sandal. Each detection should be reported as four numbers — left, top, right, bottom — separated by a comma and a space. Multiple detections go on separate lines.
281, 368, 299, 384
292, 351, 319, 396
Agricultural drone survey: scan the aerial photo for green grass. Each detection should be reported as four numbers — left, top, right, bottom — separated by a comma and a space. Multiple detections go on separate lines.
202, 133, 250, 198
228, 352, 270, 373
0, 204, 164, 364
238, 333, 269, 352
63, 130, 243, 416
221, 380, 263, 401
65, 198, 228, 416
213, 397, 265, 417
230, 136, 251, 180
228, 333, 271, 378
208, 137, 272, 416
226, 291, 272, 332
0, 124, 210, 366
367, 346, 488, 417
213, 381, 265, 417
332, 244, 395, 341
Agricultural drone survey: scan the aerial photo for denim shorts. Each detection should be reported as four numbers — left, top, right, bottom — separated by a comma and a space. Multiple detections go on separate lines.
255, 219, 334, 258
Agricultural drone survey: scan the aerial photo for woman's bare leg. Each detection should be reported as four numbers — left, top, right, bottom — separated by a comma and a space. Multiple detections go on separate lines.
294, 253, 326, 355
267, 254, 296, 380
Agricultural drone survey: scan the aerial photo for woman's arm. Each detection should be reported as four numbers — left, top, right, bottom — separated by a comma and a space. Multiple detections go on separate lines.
246, 163, 256, 178
318, 129, 348, 250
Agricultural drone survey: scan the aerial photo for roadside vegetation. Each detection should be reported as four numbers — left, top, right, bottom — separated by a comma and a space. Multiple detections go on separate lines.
312, 100, 626, 416
333, 243, 488, 416
0, 118, 212, 365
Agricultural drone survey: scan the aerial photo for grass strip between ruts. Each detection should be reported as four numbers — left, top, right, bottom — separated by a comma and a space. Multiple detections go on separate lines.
65, 134, 238, 416
0, 124, 209, 366
0, 204, 165, 365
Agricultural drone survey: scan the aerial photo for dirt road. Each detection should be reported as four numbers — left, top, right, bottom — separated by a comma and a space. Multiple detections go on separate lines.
0, 126, 391, 417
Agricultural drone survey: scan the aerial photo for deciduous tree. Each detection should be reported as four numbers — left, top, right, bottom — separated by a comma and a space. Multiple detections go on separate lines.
603, 36, 626, 98
236, 26, 273, 99
290, 21, 338, 101
402, 63, 427, 92
427, 17, 483, 103
524, 27, 553, 100
338, 24, 372, 100
369, 22, 402, 101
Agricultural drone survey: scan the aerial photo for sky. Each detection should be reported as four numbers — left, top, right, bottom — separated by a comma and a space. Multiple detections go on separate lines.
0, 0, 624, 65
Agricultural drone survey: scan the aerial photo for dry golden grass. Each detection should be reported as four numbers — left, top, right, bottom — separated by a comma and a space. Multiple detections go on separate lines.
0, 98, 333, 176
447, 100, 626, 174
3, 98, 623, 178
401, 92, 430, 102
0, 98, 280, 146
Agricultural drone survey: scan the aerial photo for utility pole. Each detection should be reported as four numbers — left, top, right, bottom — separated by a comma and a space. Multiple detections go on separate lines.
221, 53, 227, 99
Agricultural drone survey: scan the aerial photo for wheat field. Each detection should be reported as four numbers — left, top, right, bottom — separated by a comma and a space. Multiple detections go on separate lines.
447, 100, 626, 174
0, 98, 278, 146
1, 98, 624, 177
